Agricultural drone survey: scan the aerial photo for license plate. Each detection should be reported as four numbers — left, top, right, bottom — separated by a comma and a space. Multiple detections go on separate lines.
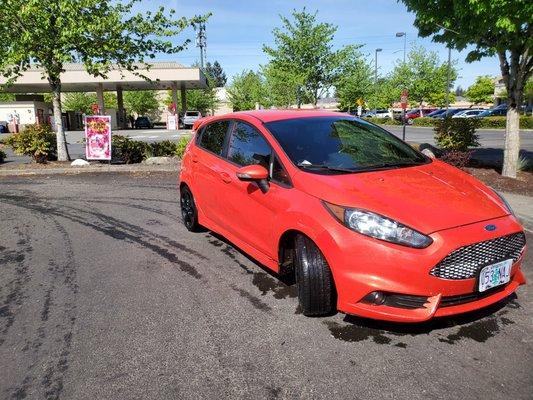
478, 259, 512, 292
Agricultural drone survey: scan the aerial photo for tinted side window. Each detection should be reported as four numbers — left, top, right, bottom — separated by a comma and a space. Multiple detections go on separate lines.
199, 121, 230, 155
227, 122, 271, 169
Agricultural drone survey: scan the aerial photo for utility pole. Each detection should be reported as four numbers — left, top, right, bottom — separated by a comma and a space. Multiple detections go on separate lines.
374, 48, 382, 114
195, 22, 206, 69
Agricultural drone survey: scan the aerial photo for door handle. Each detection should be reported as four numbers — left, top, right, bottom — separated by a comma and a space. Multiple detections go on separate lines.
220, 172, 232, 183
191, 154, 199, 163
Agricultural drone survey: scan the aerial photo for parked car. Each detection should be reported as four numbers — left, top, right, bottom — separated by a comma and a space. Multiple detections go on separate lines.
452, 109, 486, 118
134, 116, 154, 129
478, 108, 507, 117
179, 110, 526, 321
182, 111, 202, 128
433, 108, 469, 119
426, 109, 447, 118
362, 109, 390, 119
404, 108, 437, 124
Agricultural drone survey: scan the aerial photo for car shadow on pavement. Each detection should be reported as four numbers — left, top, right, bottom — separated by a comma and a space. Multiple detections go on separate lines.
325, 293, 520, 346
205, 231, 296, 287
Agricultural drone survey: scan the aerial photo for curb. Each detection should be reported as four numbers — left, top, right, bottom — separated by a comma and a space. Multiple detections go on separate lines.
0, 164, 180, 176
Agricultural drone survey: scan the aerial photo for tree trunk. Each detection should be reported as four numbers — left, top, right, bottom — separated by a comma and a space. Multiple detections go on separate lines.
50, 81, 70, 161
502, 105, 520, 178
498, 50, 526, 178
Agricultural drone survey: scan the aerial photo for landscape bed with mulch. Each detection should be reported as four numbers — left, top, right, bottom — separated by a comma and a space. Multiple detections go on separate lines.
466, 168, 532, 196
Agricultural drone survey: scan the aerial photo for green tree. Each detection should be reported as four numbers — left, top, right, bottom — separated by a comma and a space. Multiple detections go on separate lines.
371, 78, 400, 110
0, 0, 207, 161
165, 62, 219, 114
263, 8, 346, 107
465, 76, 495, 104
124, 91, 160, 118
227, 70, 267, 111
401, 0, 532, 177
165, 88, 218, 115
0, 91, 15, 102
334, 46, 374, 111
262, 63, 302, 108
205, 61, 227, 87
389, 46, 457, 110
63, 92, 117, 114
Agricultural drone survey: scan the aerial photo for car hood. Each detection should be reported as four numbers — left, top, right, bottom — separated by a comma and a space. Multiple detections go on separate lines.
294, 160, 509, 234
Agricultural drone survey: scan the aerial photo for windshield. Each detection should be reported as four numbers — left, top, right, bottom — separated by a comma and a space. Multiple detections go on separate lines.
265, 116, 428, 174
185, 112, 199, 116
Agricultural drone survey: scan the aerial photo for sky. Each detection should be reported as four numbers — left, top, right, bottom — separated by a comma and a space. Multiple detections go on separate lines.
141, 0, 501, 91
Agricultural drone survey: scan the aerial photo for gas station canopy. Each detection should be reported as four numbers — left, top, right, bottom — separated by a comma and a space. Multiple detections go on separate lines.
0, 62, 207, 93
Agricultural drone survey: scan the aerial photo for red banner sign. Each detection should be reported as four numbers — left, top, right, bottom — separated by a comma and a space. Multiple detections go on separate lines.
400, 90, 408, 109
85, 115, 112, 160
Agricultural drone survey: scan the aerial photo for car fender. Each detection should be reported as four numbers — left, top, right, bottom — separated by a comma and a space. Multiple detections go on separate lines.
273, 209, 342, 280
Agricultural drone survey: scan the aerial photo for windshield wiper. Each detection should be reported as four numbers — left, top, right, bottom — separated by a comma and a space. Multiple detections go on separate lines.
297, 163, 356, 173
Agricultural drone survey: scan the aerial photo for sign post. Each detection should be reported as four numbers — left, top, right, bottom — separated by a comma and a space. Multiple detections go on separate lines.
400, 90, 408, 141
85, 115, 112, 161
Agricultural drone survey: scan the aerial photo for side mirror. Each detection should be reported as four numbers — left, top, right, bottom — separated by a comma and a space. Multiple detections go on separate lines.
236, 164, 269, 193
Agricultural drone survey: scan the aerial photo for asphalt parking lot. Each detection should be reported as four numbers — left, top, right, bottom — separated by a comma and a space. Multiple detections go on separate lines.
0, 172, 531, 400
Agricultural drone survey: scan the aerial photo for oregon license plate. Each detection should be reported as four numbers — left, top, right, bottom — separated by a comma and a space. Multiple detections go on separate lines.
478, 259, 512, 292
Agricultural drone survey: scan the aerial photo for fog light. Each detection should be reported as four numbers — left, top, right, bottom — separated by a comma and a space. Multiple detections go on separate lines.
362, 291, 386, 305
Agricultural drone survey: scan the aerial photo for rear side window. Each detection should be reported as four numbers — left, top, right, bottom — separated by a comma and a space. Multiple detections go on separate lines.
227, 122, 271, 169
198, 121, 230, 155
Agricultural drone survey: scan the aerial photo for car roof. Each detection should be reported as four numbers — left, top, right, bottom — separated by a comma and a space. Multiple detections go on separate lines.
218, 109, 349, 123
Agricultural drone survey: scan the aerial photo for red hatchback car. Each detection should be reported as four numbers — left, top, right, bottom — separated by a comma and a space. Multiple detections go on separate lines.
179, 110, 526, 322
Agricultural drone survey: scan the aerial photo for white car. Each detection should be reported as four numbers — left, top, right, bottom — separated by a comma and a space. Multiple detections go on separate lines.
363, 109, 391, 119
452, 109, 485, 118
182, 111, 202, 128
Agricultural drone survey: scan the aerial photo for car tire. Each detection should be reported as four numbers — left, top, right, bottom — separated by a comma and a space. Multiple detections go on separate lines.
294, 234, 336, 316
180, 185, 201, 232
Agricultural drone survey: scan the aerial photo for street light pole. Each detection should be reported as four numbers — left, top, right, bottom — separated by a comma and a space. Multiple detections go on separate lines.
374, 48, 382, 114
395, 32, 406, 64
396, 32, 407, 139
445, 47, 451, 112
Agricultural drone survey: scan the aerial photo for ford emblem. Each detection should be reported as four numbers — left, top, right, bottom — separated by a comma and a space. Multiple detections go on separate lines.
485, 224, 497, 231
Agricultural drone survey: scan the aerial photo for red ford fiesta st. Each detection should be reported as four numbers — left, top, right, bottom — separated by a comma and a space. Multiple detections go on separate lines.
179, 110, 526, 322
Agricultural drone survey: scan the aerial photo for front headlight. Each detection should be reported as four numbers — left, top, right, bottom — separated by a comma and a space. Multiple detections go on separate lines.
323, 202, 433, 248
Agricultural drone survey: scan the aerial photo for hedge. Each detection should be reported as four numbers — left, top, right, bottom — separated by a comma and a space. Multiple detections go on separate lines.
413, 116, 533, 129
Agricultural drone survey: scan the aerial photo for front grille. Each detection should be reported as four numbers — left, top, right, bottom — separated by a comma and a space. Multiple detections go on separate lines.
430, 232, 526, 280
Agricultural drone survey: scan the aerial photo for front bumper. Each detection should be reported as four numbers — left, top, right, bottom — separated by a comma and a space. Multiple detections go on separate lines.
323, 215, 527, 322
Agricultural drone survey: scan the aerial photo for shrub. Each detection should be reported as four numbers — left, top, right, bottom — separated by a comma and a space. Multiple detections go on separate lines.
412, 117, 438, 127
111, 135, 147, 164
0, 146, 6, 163
3, 124, 57, 163
434, 118, 480, 151
146, 140, 178, 157
476, 116, 533, 129
363, 117, 401, 126
439, 150, 472, 169
175, 136, 191, 159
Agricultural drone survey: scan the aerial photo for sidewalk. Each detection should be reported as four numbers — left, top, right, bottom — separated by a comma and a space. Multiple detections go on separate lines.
502, 192, 533, 232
